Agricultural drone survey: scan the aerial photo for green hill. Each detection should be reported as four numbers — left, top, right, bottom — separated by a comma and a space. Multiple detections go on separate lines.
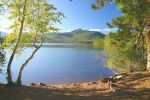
44, 28, 105, 43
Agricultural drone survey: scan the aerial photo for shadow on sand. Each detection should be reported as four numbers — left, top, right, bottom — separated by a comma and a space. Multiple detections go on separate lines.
0, 71, 150, 100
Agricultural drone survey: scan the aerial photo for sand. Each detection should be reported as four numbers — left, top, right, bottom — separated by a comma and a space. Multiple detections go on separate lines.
0, 71, 150, 100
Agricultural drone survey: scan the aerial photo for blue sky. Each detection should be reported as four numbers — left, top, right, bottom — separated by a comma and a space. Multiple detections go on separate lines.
0, 0, 121, 34
49, 0, 121, 33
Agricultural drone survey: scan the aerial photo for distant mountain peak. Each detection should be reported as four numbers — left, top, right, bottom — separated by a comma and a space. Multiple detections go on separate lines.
75, 28, 82, 31
71, 28, 84, 32
43, 29, 105, 43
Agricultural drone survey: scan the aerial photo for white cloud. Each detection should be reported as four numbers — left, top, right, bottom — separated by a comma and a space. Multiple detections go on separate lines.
89, 28, 118, 34
58, 29, 72, 33
102, 28, 118, 34
89, 29, 101, 32
103, 28, 112, 32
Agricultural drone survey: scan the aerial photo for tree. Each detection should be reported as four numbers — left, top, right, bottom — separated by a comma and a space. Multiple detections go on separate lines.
15, 0, 64, 85
0, 3, 5, 74
93, 38, 104, 49
104, 13, 147, 73
104, 31, 146, 73
2, 0, 64, 85
93, 0, 150, 71
2, 0, 29, 85
0, 32, 5, 68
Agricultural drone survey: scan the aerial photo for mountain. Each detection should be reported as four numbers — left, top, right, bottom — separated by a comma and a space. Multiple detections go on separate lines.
44, 28, 105, 43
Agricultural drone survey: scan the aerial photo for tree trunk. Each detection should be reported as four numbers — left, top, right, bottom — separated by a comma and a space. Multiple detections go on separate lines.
15, 44, 42, 85
146, 27, 150, 70
7, 0, 27, 85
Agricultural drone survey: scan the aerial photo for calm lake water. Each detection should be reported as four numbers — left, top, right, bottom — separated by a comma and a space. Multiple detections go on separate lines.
0, 43, 113, 85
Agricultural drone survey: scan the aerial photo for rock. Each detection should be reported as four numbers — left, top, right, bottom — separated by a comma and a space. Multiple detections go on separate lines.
102, 78, 111, 83
38, 83, 47, 86
73, 83, 80, 86
30, 83, 36, 86
113, 75, 122, 80
88, 82, 97, 85
76, 84, 80, 86
101, 75, 123, 84
92, 82, 97, 84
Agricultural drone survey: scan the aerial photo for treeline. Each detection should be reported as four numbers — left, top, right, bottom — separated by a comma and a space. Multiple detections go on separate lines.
93, 38, 104, 49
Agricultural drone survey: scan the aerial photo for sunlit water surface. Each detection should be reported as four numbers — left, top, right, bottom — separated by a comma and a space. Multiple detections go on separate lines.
0, 43, 113, 85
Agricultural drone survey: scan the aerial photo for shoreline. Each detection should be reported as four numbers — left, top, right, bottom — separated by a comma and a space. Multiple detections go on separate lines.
28, 71, 126, 87
0, 71, 150, 100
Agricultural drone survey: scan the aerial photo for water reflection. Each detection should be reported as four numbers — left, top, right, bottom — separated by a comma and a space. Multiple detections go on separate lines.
0, 43, 113, 85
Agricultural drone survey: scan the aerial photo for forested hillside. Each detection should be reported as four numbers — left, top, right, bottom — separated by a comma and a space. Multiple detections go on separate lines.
44, 28, 105, 43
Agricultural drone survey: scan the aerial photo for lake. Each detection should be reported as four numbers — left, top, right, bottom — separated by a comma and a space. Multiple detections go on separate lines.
0, 43, 113, 85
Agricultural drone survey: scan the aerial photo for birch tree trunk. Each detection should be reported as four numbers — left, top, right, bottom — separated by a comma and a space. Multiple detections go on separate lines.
7, 0, 27, 85
16, 43, 42, 85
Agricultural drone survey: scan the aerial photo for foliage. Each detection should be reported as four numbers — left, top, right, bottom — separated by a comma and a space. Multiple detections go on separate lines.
0, 2, 3, 13
0, 32, 5, 68
104, 32, 146, 73
93, 38, 104, 49
2, 0, 64, 85
93, 0, 150, 72
3, 0, 64, 51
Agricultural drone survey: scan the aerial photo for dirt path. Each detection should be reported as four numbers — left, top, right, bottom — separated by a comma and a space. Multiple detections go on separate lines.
0, 71, 150, 100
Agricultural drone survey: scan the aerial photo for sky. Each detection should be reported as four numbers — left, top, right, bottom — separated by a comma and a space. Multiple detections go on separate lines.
0, 0, 121, 34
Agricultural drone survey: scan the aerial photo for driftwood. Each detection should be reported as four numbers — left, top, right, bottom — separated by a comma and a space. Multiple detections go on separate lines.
100, 74, 123, 93
102, 75, 123, 83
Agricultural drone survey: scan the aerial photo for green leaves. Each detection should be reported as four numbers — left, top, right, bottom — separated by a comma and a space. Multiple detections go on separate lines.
97, 0, 149, 73
92, 0, 108, 10
3, 0, 64, 53
93, 38, 104, 49
0, 33, 5, 67
1, 1, 64, 64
